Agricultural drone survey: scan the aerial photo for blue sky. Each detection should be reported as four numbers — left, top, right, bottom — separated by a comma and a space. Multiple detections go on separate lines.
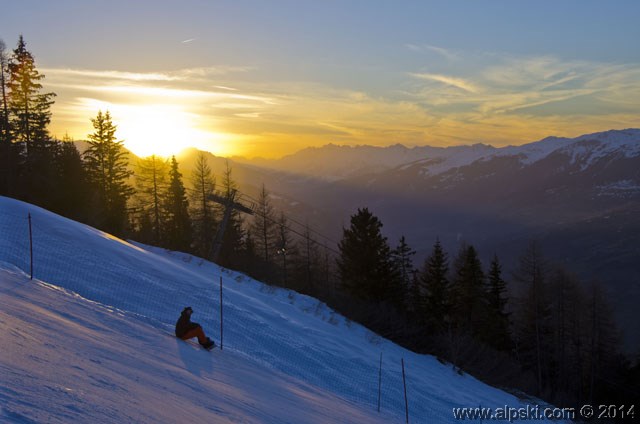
2, 0, 639, 157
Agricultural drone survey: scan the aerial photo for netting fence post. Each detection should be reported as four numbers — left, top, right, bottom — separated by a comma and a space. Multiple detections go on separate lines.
28, 213, 33, 280
377, 351, 383, 412
402, 358, 409, 424
220, 275, 224, 350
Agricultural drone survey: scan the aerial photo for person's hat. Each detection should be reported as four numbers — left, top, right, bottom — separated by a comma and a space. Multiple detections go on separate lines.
183, 306, 193, 313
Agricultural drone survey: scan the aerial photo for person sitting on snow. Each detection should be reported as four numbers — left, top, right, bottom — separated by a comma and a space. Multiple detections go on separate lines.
175, 306, 215, 350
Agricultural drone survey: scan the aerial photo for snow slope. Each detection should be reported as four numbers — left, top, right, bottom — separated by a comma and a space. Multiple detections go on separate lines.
0, 263, 392, 423
0, 196, 552, 422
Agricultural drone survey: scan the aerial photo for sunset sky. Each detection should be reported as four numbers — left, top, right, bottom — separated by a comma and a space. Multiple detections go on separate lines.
2, 0, 640, 158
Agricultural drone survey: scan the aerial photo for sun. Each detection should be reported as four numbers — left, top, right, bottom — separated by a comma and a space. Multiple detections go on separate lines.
113, 104, 225, 158
76, 99, 233, 158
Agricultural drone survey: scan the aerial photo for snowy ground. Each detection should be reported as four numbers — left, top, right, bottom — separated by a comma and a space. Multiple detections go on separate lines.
0, 263, 393, 423
0, 196, 555, 423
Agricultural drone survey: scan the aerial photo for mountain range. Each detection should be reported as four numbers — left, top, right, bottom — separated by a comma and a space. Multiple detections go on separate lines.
177, 128, 640, 352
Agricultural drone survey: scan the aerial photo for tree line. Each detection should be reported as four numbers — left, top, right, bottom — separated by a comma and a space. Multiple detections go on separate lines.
0, 35, 333, 289
335, 208, 639, 411
1, 36, 637, 413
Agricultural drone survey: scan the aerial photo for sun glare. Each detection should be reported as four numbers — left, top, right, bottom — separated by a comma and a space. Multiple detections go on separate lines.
79, 99, 233, 158
116, 105, 203, 157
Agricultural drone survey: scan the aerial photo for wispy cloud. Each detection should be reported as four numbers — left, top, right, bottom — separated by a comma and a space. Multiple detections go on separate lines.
45, 52, 640, 157
410, 72, 480, 93
405, 43, 458, 61
42, 68, 178, 81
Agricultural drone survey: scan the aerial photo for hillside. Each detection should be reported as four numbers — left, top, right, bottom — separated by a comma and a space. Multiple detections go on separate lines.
216, 129, 640, 351
0, 196, 554, 422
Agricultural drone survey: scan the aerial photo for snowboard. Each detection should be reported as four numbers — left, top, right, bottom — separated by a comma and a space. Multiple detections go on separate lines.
166, 331, 216, 351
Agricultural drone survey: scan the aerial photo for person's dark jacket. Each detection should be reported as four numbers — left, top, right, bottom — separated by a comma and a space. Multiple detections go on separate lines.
175, 309, 200, 338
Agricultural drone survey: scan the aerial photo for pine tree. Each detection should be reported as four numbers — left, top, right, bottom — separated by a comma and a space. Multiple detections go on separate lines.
189, 151, 217, 257
134, 155, 169, 244
485, 254, 512, 351
50, 137, 91, 221
163, 156, 192, 251
548, 267, 583, 404
83, 110, 133, 235
7, 36, 55, 158
217, 160, 244, 268
420, 239, 450, 330
513, 241, 552, 396
337, 207, 394, 302
391, 235, 416, 309
585, 284, 621, 404
5, 36, 56, 201
295, 222, 320, 292
450, 244, 487, 331
275, 212, 296, 288
251, 184, 277, 264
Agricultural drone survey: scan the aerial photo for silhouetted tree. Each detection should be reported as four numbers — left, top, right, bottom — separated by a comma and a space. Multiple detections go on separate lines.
7, 35, 55, 159
420, 239, 450, 330
450, 244, 487, 339
513, 242, 551, 396
134, 155, 169, 244
189, 151, 217, 257
49, 137, 91, 221
294, 222, 320, 293
485, 255, 512, 351
391, 235, 416, 309
251, 184, 277, 264
163, 156, 192, 251
217, 160, 244, 268
275, 212, 296, 288
83, 110, 133, 235
337, 208, 394, 302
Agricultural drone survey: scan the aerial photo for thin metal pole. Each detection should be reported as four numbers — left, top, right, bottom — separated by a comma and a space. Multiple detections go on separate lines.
377, 352, 383, 412
220, 276, 223, 350
28, 213, 33, 280
402, 358, 409, 424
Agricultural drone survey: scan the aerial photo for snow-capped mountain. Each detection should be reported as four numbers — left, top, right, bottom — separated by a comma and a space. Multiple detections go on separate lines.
232, 129, 640, 181
232, 143, 497, 180
176, 129, 640, 352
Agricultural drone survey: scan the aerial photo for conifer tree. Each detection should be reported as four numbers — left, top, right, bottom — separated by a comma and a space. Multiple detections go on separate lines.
337, 208, 394, 302
548, 267, 583, 403
83, 110, 133, 235
251, 184, 277, 264
134, 155, 169, 244
189, 151, 217, 257
217, 160, 244, 268
275, 212, 295, 287
420, 239, 450, 330
5, 36, 56, 201
7, 36, 55, 158
485, 254, 512, 351
50, 137, 91, 221
450, 244, 487, 335
585, 284, 621, 404
163, 156, 192, 251
391, 235, 416, 309
513, 241, 552, 396
295, 222, 320, 292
